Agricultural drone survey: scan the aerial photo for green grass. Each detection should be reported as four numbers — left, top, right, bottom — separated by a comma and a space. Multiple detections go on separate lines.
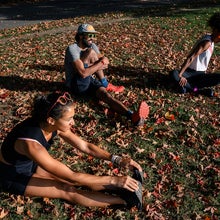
0, 2, 220, 220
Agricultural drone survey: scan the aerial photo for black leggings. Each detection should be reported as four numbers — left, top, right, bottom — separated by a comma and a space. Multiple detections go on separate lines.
171, 68, 220, 92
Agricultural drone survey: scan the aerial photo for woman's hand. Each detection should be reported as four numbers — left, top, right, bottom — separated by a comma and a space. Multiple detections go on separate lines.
112, 176, 139, 192
120, 157, 142, 172
111, 155, 142, 172
179, 76, 187, 86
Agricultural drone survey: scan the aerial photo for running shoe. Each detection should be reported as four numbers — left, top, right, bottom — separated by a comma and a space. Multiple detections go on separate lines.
197, 88, 214, 97
119, 181, 142, 211
131, 101, 149, 126
106, 83, 125, 93
132, 168, 144, 184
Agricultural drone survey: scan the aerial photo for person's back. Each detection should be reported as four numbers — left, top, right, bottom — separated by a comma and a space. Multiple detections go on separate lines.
189, 34, 214, 71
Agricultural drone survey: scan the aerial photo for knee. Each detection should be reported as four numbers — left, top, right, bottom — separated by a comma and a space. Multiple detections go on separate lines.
87, 48, 99, 61
81, 48, 98, 63
169, 69, 179, 82
60, 183, 77, 200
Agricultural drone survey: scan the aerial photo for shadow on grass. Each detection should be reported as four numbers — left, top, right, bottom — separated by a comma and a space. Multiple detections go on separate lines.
0, 64, 174, 93
108, 65, 174, 92
28, 63, 64, 73
0, 0, 218, 22
128, 1, 219, 18
0, 75, 65, 92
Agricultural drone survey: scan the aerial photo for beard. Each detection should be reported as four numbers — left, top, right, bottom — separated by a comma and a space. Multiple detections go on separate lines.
82, 38, 92, 48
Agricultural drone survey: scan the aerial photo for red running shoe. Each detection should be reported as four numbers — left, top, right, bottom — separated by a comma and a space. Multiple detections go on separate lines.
131, 101, 149, 126
106, 83, 125, 93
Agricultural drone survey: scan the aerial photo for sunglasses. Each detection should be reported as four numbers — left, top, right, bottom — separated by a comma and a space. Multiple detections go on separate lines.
47, 92, 73, 117
86, 33, 96, 38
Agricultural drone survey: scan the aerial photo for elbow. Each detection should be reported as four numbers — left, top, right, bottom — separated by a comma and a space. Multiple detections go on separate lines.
78, 71, 88, 79
186, 55, 195, 64
81, 74, 88, 79
188, 57, 193, 63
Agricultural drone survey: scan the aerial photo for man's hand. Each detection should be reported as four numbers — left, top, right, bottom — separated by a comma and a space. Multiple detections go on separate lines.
98, 56, 109, 70
100, 56, 109, 65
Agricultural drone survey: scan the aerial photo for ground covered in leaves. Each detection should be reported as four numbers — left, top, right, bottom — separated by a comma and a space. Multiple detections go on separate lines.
0, 3, 220, 220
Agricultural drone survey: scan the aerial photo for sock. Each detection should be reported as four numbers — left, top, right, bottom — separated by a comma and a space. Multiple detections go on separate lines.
101, 77, 108, 88
193, 87, 198, 92
127, 110, 133, 119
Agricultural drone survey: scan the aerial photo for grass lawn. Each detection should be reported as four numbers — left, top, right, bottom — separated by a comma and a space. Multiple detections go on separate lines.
0, 2, 220, 220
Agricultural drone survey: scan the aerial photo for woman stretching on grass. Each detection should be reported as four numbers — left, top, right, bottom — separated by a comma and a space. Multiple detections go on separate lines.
0, 92, 143, 211
170, 12, 220, 96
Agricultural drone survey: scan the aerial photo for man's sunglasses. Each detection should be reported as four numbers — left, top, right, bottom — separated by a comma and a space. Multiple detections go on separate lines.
47, 92, 73, 117
86, 33, 96, 38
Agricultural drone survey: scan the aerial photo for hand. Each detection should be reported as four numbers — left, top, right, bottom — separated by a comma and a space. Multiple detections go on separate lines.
98, 57, 109, 70
179, 76, 187, 87
100, 56, 109, 65
111, 155, 142, 172
114, 176, 139, 192
120, 157, 142, 172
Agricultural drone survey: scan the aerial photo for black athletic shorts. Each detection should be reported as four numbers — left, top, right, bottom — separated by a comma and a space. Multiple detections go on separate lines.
0, 161, 37, 195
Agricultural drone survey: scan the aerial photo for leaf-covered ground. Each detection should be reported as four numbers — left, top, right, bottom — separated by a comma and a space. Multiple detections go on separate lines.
0, 3, 220, 220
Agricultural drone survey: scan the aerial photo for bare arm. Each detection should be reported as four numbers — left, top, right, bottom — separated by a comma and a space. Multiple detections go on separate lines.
59, 129, 112, 160
179, 40, 211, 86
73, 56, 109, 78
59, 129, 142, 172
14, 139, 138, 191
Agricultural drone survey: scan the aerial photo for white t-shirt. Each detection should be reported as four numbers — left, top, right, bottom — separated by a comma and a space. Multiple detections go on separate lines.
189, 34, 214, 72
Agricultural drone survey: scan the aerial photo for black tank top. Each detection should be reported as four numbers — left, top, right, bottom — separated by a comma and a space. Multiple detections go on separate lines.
1, 117, 57, 165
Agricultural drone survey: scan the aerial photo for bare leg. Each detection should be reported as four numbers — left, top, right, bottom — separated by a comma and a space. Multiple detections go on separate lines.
81, 48, 105, 80
25, 173, 126, 207
96, 87, 129, 115
35, 166, 117, 191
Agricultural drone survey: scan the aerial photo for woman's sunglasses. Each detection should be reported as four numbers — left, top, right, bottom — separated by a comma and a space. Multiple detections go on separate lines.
47, 92, 73, 117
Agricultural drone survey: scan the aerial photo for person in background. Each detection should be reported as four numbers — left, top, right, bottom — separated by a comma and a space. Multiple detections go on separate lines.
170, 12, 220, 96
0, 92, 143, 211
64, 23, 149, 126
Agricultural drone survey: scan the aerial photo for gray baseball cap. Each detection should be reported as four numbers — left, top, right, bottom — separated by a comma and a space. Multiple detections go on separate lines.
77, 24, 98, 34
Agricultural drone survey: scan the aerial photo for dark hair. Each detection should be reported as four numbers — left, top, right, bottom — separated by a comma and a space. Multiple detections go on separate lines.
31, 92, 74, 122
208, 12, 220, 31
75, 33, 81, 42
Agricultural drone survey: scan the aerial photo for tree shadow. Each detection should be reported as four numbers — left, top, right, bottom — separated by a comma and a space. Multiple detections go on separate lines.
28, 63, 64, 73
0, 63, 174, 93
0, 0, 218, 22
128, 0, 219, 18
108, 65, 174, 92
0, 75, 65, 92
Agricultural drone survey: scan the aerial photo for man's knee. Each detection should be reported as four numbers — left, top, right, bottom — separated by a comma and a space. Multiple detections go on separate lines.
81, 48, 98, 62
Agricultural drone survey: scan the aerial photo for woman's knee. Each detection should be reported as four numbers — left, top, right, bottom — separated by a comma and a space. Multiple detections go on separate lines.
50, 182, 78, 202
169, 69, 179, 82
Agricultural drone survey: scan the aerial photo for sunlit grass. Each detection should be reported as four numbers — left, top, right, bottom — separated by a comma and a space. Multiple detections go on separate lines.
0, 3, 220, 220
